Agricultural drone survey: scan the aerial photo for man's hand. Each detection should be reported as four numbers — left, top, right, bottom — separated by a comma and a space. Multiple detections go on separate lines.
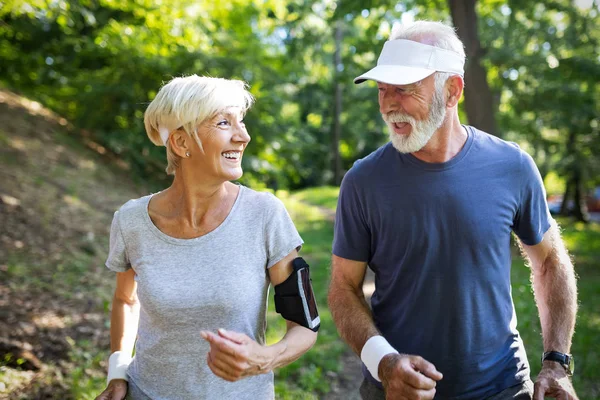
95, 379, 127, 400
534, 361, 578, 400
201, 329, 275, 382
379, 353, 443, 400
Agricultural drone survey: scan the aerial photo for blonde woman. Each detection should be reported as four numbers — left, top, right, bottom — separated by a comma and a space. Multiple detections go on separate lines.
95, 76, 318, 400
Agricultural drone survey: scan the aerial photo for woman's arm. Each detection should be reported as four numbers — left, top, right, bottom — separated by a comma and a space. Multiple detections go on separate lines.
96, 269, 139, 400
259, 250, 318, 368
110, 268, 140, 354
201, 250, 317, 381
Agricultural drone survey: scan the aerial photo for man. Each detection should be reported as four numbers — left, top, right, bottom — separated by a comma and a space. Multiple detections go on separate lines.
328, 20, 578, 400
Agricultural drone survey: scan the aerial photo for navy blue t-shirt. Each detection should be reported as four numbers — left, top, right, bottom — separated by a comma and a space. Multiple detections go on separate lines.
332, 126, 551, 399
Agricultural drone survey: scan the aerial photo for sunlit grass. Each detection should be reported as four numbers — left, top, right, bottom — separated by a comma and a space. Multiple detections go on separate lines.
288, 186, 340, 212
266, 191, 346, 396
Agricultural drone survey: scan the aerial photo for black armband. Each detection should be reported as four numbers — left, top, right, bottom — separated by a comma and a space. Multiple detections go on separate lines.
274, 257, 320, 332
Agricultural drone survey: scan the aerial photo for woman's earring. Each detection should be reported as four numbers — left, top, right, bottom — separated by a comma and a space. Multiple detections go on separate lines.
185, 151, 191, 157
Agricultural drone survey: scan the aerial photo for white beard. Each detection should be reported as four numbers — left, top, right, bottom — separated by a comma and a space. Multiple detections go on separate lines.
383, 85, 447, 154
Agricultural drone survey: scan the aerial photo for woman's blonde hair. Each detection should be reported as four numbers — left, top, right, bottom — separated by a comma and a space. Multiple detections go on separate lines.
144, 75, 254, 175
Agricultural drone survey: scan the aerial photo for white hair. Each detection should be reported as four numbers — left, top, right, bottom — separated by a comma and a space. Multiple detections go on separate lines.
144, 75, 254, 175
390, 20, 466, 90
390, 20, 465, 59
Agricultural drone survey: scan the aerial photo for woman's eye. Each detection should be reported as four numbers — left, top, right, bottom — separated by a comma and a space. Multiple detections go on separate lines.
217, 120, 229, 126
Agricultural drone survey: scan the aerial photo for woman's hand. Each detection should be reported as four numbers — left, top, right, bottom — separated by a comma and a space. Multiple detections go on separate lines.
201, 329, 276, 382
95, 379, 128, 400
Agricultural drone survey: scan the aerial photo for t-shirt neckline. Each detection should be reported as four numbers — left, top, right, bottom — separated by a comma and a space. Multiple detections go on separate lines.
142, 185, 245, 246
399, 125, 475, 171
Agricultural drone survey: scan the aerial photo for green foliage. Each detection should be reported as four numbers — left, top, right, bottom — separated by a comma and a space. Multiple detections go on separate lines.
477, 0, 600, 188
0, 0, 406, 189
3, 0, 598, 191
544, 170, 566, 195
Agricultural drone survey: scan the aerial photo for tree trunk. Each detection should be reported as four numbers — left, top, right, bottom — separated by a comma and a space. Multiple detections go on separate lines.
560, 180, 572, 216
448, 0, 499, 137
572, 166, 590, 223
562, 129, 589, 222
332, 19, 343, 185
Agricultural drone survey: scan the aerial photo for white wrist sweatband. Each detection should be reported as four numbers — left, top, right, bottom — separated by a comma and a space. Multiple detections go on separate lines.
107, 351, 132, 384
360, 336, 399, 382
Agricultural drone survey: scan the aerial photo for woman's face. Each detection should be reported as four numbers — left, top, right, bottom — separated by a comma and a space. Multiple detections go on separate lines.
193, 106, 250, 182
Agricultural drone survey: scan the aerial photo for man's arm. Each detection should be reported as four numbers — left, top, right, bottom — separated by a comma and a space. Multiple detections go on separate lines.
328, 255, 378, 355
328, 255, 441, 399
520, 221, 578, 399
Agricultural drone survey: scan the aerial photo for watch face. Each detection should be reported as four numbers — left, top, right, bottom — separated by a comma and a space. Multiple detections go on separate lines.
542, 352, 574, 375
568, 355, 575, 375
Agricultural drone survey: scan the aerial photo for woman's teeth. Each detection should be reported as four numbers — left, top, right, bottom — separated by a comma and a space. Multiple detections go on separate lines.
222, 151, 240, 160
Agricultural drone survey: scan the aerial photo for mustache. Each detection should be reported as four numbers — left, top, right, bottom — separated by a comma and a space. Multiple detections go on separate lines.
382, 111, 416, 124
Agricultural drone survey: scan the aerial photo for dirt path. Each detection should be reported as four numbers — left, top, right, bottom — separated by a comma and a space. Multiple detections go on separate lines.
307, 204, 375, 400
324, 267, 375, 400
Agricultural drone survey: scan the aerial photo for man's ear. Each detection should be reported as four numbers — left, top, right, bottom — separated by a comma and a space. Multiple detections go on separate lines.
168, 129, 189, 157
445, 75, 464, 108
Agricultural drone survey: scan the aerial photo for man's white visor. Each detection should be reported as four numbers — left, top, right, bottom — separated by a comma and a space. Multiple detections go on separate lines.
354, 39, 465, 85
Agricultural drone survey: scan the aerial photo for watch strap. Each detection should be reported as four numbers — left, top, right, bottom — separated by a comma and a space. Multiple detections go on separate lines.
542, 351, 572, 374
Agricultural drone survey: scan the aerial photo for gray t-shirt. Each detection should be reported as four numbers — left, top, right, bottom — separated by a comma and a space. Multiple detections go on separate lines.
106, 185, 303, 400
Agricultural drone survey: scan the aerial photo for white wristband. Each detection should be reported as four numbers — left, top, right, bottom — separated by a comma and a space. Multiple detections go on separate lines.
360, 336, 399, 382
107, 351, 132, 385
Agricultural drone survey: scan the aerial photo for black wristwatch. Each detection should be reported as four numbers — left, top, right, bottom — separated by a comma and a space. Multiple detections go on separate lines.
542, 351, 574, 375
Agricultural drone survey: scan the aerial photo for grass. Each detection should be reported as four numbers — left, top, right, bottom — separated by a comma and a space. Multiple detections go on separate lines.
513, 219, 600, 398
265, 191, 346, 397
288, 186, 340, 212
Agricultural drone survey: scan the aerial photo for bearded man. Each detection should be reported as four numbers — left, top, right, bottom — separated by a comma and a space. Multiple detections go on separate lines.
328, 20, 578, 400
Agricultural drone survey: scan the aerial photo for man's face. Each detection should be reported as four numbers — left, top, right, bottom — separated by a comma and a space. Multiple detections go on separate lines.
378, 74, 447, 153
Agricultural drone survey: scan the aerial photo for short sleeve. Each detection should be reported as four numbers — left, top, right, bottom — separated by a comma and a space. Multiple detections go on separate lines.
264, 194, 303, 268
332, 168, 370, 262
513, 151, 552, 245
105, 211, 131, 272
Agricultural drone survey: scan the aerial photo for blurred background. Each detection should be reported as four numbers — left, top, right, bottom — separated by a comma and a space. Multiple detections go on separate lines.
0, 0, 598, 399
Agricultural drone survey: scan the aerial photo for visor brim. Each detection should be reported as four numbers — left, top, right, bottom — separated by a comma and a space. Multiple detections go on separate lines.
354, 65, 436, 85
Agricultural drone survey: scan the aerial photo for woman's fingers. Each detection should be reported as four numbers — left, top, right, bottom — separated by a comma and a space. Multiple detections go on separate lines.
201, 331, 243, 359
217, 328, 247, 344
207, 351, 244, 382
202, 329, 267, 381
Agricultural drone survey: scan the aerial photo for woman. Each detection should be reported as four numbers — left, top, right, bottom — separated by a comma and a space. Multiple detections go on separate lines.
95, 76, 318, 400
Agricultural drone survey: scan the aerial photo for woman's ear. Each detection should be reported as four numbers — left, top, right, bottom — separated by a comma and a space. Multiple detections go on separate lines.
168, 129, 190, 158
445, 75, 464, 108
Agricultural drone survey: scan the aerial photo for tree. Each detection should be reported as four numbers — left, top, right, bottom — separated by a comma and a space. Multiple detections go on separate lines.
448, 0, 499, 136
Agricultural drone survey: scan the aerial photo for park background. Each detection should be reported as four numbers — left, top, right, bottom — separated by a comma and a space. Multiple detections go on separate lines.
0, 0, 598, 398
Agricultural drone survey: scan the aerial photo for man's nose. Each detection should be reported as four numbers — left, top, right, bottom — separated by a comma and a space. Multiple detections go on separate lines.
379, 90, 400, 115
